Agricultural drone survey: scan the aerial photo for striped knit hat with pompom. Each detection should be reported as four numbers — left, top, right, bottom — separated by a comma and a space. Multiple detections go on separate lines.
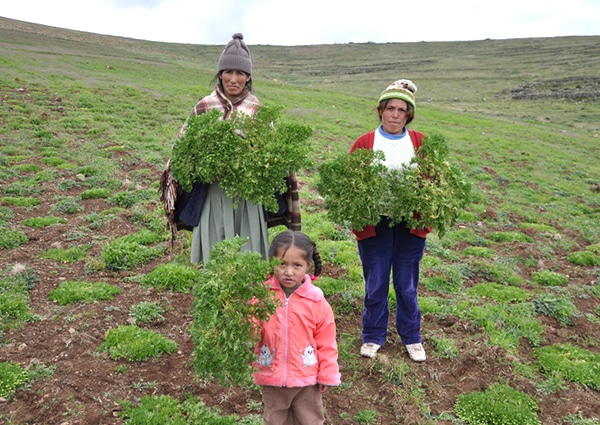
378, 79, 417, 109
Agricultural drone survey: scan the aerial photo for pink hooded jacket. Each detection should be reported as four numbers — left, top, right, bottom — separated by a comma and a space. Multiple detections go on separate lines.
252, 275, 341, 388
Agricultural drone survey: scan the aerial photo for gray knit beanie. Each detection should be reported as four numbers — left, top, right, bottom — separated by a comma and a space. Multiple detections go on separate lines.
218, 33, 252, 75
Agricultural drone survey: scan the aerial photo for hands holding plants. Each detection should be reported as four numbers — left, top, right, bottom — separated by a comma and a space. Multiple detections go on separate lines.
170, 105, 312, 212
317, 132, 473, 237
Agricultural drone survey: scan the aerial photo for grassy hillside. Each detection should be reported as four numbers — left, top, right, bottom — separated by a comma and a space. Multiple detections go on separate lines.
1, 16, 599, 425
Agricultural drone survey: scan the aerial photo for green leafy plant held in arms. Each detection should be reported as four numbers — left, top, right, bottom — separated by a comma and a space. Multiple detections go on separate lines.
170, 105, 312, 212
191, 236, 280, 387
317, 132, 472, 236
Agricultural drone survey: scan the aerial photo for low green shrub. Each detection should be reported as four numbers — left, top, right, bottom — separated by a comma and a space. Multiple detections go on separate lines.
591, 278, 600, 296
534, 343, 600, 390
0, 361, 28, 399
2, 182, 43, 197
109, 191, 138, 208
80, 188, 111, 199
57, 179, 82, 191
532, 293, 577, 326
0, 196, 40, 207
467, 282, 531, 303
140, 262, 201, 293
454, 383, 541, 425
99, 325, 177, 362
462, 246, 495, 258
40, 245, 89, 262
531, 270, 569, 286
518, 222, 558, 234
101, 238, 164, 271
0, 270, 36, 336
0, 206, 14, 224
566, 251, 600, 266
563, 411, 600, 425
355, 408, 379, 425
50, 196, 84, 214
473, 259, 524, 286
129, 302, 164, 325
118, 229, 165, 245
421, 263, 469, 293
428, 333, 460, 359
48, 280, 121, 305
487, 231, 533, 243
22, 215, 68, 228
0, 228, 28, 249
12, 164, 41, 173
119, 394, 258, 424
470, 303, 543, 350
40, 156, 66, 166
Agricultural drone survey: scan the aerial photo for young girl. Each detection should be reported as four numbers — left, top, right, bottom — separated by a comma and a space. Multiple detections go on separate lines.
253, 230, 341, 425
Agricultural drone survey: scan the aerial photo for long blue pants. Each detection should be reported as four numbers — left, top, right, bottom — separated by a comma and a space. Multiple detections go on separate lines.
357, 217, 426, 346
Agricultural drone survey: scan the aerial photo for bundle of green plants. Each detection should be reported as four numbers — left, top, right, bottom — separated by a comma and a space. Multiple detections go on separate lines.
191, 237, 280, 386
317, 132, 472, 236
454, 383, 541, 425
169, 105, 312, 212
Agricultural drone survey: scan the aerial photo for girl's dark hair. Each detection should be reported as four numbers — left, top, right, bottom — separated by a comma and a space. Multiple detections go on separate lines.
376, 99, 415, 126
268, 230, 322, 277
211, 71, 253, 92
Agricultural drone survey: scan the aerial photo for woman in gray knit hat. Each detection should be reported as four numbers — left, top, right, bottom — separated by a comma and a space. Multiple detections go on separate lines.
160, 33, 301, 264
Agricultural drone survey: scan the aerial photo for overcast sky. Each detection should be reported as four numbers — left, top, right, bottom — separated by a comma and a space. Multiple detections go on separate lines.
2, 0, 599, 46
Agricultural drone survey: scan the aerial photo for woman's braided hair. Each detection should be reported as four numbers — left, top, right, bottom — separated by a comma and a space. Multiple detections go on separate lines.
268, 230, 322, 277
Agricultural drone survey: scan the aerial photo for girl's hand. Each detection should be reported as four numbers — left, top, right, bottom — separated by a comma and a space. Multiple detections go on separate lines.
318, 384, 329, 395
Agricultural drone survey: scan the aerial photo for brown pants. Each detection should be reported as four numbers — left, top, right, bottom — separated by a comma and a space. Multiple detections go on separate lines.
261, 385, 325, 425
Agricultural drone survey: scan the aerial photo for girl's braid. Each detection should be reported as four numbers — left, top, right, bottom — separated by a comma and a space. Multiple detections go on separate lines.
311, 245, 322, 277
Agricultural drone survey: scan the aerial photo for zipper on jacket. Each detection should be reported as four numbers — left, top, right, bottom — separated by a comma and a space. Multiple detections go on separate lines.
281, 295, 291, 387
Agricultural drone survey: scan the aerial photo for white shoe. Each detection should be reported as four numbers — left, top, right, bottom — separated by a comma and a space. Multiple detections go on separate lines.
405, 343, 426, 362
360, 343, 381, 358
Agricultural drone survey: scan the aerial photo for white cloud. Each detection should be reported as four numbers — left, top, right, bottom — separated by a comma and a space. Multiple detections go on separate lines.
1, 0, 598, 45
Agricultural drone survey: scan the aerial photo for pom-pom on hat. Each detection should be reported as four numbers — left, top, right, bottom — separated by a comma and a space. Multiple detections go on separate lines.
378, 79, 417, 109
218, 33, 252, 75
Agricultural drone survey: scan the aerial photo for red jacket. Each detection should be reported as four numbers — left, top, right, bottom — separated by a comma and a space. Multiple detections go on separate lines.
349, 129, 431, 240
252, 275, 341, 388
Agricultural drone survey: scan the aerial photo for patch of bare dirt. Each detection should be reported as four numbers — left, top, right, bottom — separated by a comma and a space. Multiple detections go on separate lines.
1, 149, 599, 425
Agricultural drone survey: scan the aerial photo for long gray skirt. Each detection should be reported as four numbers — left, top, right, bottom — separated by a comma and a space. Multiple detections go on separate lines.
190, 183, 269, 264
